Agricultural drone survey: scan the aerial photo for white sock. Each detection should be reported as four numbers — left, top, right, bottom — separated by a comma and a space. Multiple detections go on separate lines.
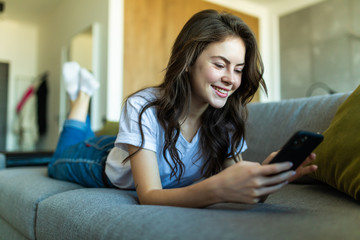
80, 68, 99, 96
62, 62, 80, 101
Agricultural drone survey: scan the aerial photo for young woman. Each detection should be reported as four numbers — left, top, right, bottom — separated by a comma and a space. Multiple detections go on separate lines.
49, 9, 317, 207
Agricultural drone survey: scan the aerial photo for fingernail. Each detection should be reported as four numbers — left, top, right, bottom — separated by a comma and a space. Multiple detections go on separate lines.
292, 171, 296, 175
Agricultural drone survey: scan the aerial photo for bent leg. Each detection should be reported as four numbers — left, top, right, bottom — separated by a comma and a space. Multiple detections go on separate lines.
49, 63, 104, 187
53, 90, 94, 158
52, 117, 94, 159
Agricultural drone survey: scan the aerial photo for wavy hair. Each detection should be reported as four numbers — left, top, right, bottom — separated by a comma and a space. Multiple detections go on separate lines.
123, 9, 267, 181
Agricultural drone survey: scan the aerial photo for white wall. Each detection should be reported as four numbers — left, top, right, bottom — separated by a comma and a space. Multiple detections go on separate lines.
0, 19, 39, 150
37, 0, 109, 150
70, 30, 93, 71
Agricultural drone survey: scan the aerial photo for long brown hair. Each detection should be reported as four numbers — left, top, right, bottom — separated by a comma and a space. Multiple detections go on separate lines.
124, 9, 266, 181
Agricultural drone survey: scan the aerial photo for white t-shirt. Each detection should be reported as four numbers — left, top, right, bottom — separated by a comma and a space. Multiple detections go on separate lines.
105, 88, 247, 189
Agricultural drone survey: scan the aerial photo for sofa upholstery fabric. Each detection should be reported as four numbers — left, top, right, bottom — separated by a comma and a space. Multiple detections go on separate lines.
243, 92, 349, 163
0, 167, 82, 239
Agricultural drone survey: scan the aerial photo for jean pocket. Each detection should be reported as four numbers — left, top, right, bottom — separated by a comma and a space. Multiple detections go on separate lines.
84, 136, 116, 151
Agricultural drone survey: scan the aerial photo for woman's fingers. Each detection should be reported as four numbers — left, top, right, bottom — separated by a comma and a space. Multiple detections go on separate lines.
287, 153, 318, 182
243, 180, 289, 203
230, 153, 318, 204
221, 160, 312, 204
258, 161, 293, 176
245, 164, 295, 202
298, 153, 316, 167
260, 170, 295, 186
262, 151, 278, 165
289, 164, 318, 183
256, 181, 289, 197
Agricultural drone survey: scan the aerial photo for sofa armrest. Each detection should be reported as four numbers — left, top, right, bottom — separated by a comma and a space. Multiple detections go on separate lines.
0, 151, 53, 168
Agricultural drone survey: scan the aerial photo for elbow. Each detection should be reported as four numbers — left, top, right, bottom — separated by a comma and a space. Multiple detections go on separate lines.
137, 197, 152, 205
136, 190, 160, 206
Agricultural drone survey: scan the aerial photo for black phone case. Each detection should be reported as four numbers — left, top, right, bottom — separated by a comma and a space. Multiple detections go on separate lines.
270, 131, 324, 170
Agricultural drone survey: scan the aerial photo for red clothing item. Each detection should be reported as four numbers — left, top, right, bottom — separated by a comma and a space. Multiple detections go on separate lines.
16, 86, 34, 113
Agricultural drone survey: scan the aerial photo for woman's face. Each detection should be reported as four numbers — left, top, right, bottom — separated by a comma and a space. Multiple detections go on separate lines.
189, 36, 245, 109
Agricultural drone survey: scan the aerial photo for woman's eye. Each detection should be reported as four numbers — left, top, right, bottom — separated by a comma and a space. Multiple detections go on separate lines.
235, 69, 243, 74
214, 63, 225, 68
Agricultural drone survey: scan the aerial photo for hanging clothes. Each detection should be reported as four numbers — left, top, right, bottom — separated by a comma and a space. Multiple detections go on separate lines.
36, 73, 48, 136
13, 72, 49, 150
16, 86, 35, 114
13, 82, 39, 151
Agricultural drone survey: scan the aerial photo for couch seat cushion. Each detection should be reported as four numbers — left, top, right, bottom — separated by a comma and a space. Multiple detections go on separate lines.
0, 167, 82, 239
36, 184, 360, 240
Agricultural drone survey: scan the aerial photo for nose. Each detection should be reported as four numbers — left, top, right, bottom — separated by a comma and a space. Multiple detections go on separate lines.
221, 70, 235, 85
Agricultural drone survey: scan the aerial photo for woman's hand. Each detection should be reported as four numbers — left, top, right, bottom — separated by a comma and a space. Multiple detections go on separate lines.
262, 151, 318, 183
213, 160, 294, 204
288, 153, 317, 182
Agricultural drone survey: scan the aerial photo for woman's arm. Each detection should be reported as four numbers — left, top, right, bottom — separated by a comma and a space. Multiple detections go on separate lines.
128, 145, 219, 207
128, 145, 296, 207
222, 154, 242, 169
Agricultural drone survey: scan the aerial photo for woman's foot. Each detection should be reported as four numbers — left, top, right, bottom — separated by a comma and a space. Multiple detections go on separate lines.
80, 68, 99, 97
62, 62, 80, 101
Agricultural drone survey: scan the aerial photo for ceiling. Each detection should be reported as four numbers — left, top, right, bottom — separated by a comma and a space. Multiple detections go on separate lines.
1, 0, 322, 21
0, 0, 61, 21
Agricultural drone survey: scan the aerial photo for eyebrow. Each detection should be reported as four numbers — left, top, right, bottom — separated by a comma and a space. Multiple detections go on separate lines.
211, 56, 245, 66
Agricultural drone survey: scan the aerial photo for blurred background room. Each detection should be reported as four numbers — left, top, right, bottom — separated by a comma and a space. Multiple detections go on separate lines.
0, 0, 359, 152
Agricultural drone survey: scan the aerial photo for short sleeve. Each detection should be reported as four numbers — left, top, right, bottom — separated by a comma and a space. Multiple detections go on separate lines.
237, 140, 247, 154
228, 138, 247, 156
115, 89, 158, 153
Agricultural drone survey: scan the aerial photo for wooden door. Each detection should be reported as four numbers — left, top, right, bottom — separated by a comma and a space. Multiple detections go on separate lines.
124, 0, 259, 100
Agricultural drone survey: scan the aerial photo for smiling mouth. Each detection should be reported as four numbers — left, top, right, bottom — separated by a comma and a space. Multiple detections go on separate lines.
212, 86, 229, 97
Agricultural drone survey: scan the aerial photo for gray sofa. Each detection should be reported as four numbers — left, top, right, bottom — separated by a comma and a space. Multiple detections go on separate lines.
1, 92, 359, 240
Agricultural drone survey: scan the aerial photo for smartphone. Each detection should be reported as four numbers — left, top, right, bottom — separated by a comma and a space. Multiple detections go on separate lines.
269, 130, 324, 170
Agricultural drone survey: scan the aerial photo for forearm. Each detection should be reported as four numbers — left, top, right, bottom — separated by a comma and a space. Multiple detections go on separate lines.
129, 145, 224, 208
138, 176, 222, 208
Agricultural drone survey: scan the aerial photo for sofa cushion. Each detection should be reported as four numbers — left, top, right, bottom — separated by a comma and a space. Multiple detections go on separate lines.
36, 188, 139, 239
36, 184, 360, 240
243, 92, 349, 164
95, 120, 118, 136
310, 85, 360, 200
0, 167, 82, 239
0, 216, 28, 240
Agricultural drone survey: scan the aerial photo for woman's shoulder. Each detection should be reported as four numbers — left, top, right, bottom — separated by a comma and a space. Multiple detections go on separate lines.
128, 87, 160, 103
124, 88, 160, 114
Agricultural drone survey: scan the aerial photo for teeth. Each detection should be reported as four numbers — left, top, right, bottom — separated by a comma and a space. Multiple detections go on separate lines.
213, 86, 227, 94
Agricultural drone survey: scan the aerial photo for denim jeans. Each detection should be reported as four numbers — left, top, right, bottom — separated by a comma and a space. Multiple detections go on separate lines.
48, 117, 116, 188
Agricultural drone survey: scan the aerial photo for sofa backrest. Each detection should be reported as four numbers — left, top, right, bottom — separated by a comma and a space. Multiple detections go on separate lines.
242, 92, 350, 163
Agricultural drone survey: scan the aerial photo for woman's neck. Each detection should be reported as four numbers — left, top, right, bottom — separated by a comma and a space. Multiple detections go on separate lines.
179, 99, 208, 143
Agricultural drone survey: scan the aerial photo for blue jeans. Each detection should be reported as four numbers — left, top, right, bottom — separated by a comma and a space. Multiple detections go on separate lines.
48, 117, 116, 188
